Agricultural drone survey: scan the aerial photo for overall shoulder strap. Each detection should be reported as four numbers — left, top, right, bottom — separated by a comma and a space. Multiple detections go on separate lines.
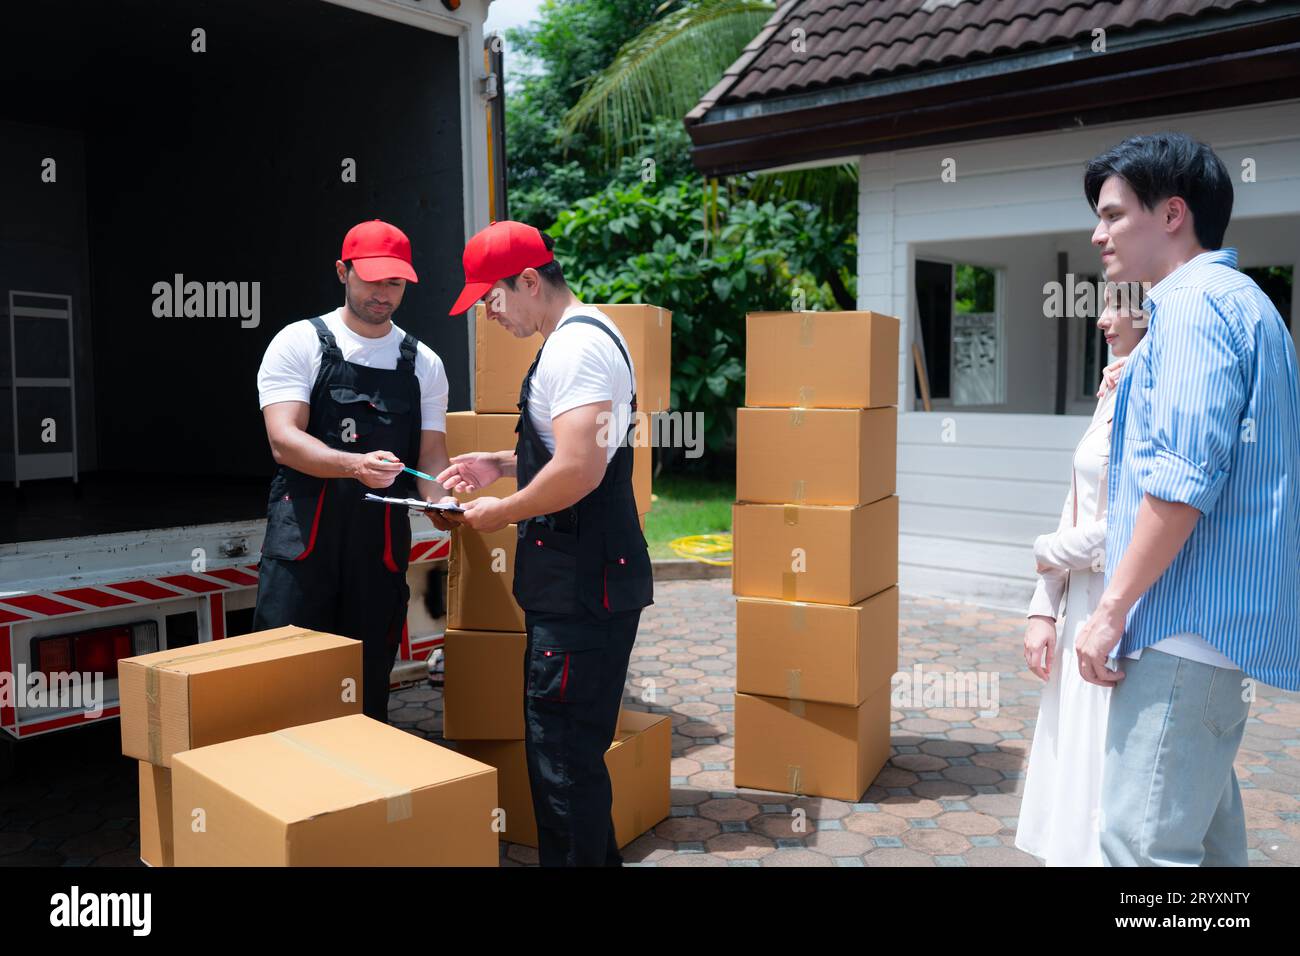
308, 316, 342, 358
397, 332, 419, 374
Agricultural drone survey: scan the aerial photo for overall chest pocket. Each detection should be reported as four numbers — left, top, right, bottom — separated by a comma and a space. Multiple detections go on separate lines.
512, 523, 579, 614
324, 387, 412, 444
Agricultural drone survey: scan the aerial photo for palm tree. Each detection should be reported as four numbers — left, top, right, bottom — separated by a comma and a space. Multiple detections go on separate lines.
561, 0, 860, 309
562, 0, 774, 162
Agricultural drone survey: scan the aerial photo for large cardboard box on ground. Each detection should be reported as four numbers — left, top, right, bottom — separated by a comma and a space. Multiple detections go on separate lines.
736, 587, 899, 706
445, 411, 652, 515
736, 407, 896, 506
448, 524, 524, 632
733, 687, 892, 801
745, 311, 899, 409
138, 763, 173, 867
442, 629, 525, 740
444, 411, 521, 501
118, 626, 362, 768
731, 497, 899, 606
473, 303, 672, 414
455, 709, 671, 848
171, 715, 498, 866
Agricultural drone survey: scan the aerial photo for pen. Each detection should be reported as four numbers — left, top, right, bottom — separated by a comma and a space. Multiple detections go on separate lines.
379, 458, 436, 482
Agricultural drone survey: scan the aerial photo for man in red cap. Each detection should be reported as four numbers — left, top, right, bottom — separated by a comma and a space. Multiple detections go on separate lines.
439, 221, 653, 867
253, 219, 461, 722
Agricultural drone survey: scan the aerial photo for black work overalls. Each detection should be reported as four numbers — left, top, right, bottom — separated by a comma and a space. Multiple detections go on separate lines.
513, 315, 654, 867
253, 317, 422, 722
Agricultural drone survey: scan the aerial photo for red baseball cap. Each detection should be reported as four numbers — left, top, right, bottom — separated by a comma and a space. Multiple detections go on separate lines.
448, 220, 553, 315
341, 219, 419, 283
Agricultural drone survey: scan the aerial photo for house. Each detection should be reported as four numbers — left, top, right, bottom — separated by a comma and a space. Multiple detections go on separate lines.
687, 0, 1300, 608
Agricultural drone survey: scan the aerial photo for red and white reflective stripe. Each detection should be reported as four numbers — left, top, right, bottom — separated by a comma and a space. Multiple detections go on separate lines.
0, 565, 263, 619
209, 593, 226, 641
1, 538, 448, 622
0, 626, 15, 732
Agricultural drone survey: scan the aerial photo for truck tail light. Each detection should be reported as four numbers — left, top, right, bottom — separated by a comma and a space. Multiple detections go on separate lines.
74, 628, 134, 679
32, 635, 72, 674
30, 621, 159, 679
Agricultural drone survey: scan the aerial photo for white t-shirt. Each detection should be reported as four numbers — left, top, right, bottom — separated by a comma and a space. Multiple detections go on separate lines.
527, 305, 635, 463
1124, 632, 1240, 670
257, 307, 449, 433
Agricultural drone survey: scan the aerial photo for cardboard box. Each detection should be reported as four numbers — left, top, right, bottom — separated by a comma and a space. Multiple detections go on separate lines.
745, 311, 899, 409
448, 525, 524, 632
473, 304, 542, 414
171, 715, 498, 866
445, 410, 652, 515
119, 626, 362, 768
138, 763, 173, 867
731, 497, 898, 606
606, 709, 673, 846
444, 411, 520, 501
599, 304, 673, 414
442, 629, 525, 741
736, 587, 899, 706
473, 303, 672, 415
455, 709, 671, 848
733, 687, 892, 801
736, 407, 896, 506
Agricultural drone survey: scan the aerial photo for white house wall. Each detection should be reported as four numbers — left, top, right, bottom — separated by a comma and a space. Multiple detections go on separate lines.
855, 98, 1300, 610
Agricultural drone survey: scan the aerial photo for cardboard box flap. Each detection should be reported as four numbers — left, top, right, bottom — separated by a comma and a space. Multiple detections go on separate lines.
120, 626, 354, 675
173, 715, 495, 825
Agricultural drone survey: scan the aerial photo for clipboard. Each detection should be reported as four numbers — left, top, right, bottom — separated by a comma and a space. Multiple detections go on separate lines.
363, 493, 465, 514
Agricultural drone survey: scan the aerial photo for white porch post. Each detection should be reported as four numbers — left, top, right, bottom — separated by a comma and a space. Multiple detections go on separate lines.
856, 152, 909, 409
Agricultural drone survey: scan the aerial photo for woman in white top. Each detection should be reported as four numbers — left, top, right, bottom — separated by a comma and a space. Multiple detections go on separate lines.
1015, 288, 1147, 866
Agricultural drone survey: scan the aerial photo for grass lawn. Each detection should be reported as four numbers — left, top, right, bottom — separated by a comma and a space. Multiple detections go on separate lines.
643, 474, 734, 560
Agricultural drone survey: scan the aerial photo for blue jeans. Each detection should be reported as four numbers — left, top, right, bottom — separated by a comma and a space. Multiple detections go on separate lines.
1100, 649, 1251, 866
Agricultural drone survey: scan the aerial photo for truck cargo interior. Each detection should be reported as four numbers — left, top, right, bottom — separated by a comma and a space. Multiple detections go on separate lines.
0, 0, 471, 545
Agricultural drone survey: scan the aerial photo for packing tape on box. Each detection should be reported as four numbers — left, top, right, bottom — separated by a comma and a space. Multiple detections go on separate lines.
783, 505, 799, 526
634, 731, 644, 770
789, 408, 804, 427
781, 572, 798, 601
787, 765, 803, 794
270, 728, 414, 824
792, 479, 806, 504
785, 668, 802, 701
798, 385, 814, 404
789, 604, 806, 630
788, 699, 806, 718
799, 314, 814, 347
142, 630, 326, 765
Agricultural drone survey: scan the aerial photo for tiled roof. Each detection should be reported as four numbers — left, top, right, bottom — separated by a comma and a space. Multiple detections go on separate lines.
696, 0, 1275, 111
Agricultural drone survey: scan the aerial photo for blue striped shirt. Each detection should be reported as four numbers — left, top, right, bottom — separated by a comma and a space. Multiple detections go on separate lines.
1106, 248, 1300, 690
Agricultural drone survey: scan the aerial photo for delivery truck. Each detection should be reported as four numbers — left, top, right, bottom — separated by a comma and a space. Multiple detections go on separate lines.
0, 0, 508, 777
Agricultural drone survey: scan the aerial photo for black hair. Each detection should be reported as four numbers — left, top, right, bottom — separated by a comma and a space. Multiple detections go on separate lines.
502, 233, 566, 292
1084, 133, 1233, 250
343, 259, 353, 272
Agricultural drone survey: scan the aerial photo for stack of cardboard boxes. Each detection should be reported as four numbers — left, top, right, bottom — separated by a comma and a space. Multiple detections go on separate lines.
122, 626, 499, 866
732, 311, 902, 802
441, 302, 674, 848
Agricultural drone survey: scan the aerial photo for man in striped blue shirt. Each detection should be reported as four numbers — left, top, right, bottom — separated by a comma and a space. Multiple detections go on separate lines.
1077, 133, 1300, 867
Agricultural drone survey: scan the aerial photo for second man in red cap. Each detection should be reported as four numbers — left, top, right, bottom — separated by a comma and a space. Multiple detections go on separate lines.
441, 221, 654, 867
